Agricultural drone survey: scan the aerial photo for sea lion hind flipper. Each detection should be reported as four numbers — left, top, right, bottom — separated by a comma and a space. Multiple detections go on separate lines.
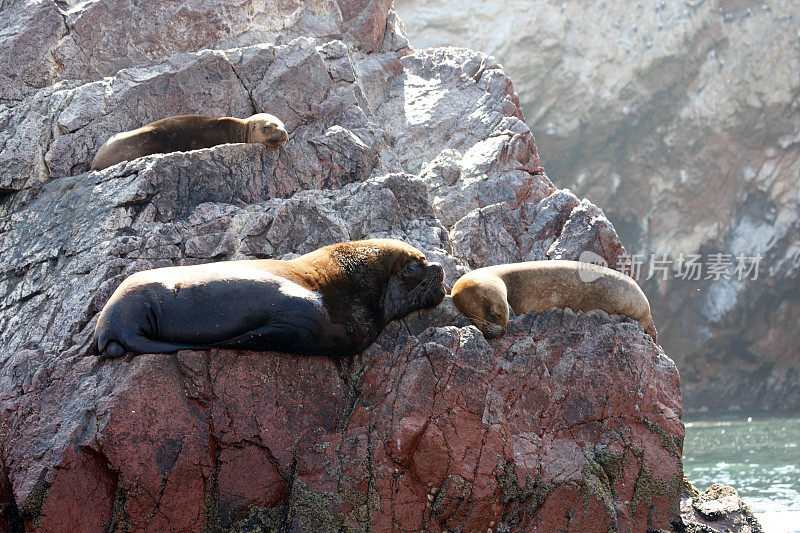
101, 341, 127, 359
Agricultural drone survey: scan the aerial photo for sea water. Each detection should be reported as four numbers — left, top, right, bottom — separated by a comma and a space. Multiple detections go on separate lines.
683, 413, 800, 533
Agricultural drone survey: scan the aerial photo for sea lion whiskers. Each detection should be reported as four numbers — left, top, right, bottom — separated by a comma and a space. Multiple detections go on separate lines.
406, 262, 446, 305
460, 309, 506, 338
462, 311, 491, 328
407, 276, 435, 298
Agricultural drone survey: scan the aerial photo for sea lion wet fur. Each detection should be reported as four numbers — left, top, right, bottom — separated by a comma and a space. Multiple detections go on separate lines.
90, 113, 288, 171
94, 239, 446, 358
451, 260, 651, 338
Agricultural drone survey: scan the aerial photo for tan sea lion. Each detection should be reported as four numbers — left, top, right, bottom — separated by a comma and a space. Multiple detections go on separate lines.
90, 113, 289, 171
94, 239, 446, 358
451, 261, 651, 338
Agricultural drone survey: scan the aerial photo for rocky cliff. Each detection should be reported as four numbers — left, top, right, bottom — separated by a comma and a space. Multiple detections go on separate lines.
0, 0, 689, 530
395, 0, 800, 413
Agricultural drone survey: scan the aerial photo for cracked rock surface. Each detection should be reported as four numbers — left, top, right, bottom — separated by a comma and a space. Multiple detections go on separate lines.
1, 0, 683, 531
396, 0, 800, 413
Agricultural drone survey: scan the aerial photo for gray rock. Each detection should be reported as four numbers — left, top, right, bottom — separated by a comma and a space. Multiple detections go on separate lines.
0, 0, 394, 105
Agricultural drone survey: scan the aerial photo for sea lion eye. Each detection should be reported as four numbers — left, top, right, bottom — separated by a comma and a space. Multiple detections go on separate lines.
404, 261, 422, 276
262, 124, 272, 133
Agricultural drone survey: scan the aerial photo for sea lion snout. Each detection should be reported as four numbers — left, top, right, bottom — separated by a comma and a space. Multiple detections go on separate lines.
426, 262, 447, 299
482, 324, 506, 339
267, 128, 289, 145
414, 261, 446, 308
426, 261, 445, 282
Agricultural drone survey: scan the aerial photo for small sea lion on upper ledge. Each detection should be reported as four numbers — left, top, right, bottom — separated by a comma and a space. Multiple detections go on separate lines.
94, 239, 446, 358
90, 113, 289, 171
451, 260, 651, 338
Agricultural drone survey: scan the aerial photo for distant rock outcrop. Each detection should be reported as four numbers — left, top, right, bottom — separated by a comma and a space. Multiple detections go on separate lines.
396, 0, 800, 413
0, 0, 691, 530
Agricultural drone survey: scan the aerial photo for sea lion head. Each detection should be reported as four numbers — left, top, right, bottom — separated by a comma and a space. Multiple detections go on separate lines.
245, 113, 289, 146
383, 241, 447, 320
451, 274, 510, 338
329, 239, 446, 325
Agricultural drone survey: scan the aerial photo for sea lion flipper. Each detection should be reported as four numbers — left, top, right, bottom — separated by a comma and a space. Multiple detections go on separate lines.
101, 341, 127, 359
212, 323, 305, 353
107, 335, 204, 358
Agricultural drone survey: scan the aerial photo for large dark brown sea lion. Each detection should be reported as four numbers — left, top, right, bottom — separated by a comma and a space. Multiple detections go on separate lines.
451, 261, 651, 338
94, 239, 446, 358
90, 113, 288, 171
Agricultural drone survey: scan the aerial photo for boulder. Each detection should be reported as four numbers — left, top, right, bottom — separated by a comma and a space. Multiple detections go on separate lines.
680, 480, 763, 533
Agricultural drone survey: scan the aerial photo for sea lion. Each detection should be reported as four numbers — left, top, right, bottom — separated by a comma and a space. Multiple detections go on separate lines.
90, 113, 289, 171
451, 261, 651, 338
94, 239, 446, 358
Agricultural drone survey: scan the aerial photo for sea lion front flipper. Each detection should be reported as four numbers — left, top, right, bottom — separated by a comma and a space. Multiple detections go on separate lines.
103, 334, 206, 358
211, 322, 311, 353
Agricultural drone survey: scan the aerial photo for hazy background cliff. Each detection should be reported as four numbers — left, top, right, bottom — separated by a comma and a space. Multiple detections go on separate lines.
395, 0, 800, 412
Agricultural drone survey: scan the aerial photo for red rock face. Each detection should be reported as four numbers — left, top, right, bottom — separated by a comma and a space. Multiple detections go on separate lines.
2, 305, 682, 531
